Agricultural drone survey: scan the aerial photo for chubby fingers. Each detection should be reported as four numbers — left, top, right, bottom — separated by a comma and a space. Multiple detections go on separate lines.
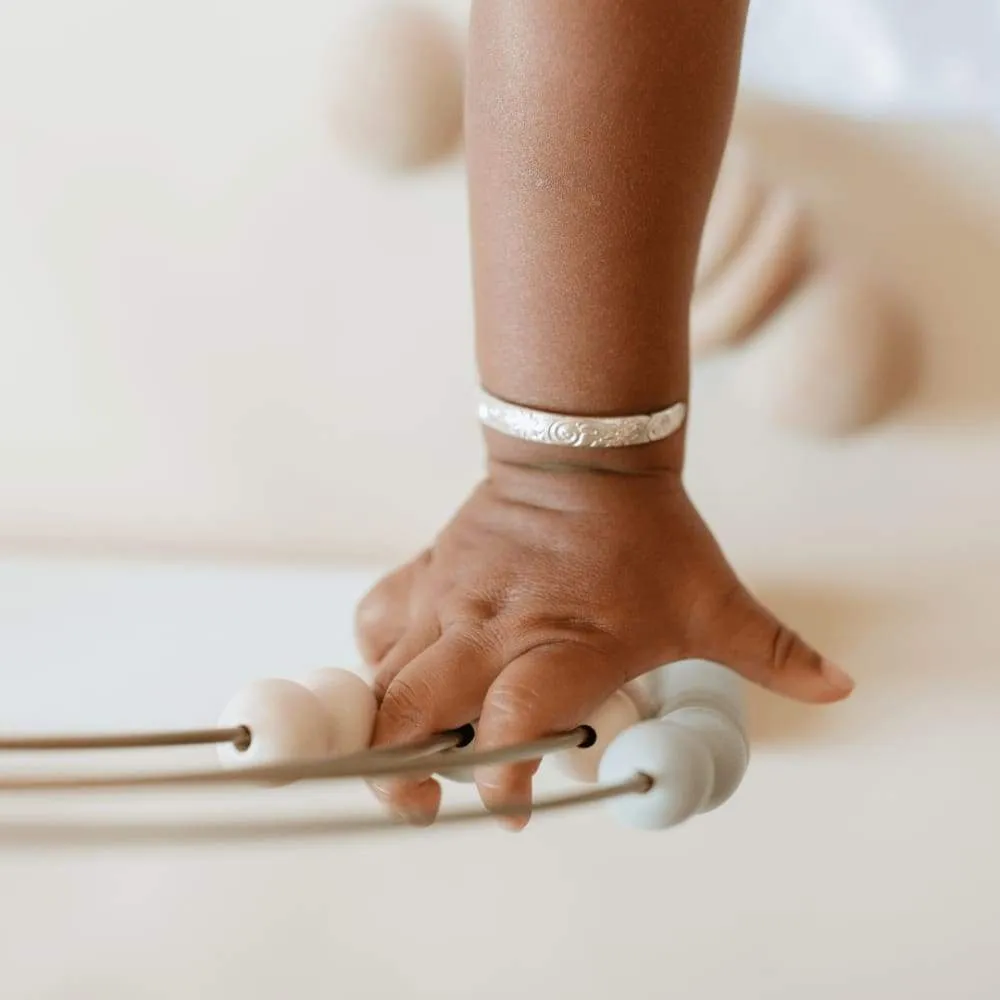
474, 642, 623, 832
354, 553, 429, 668
370, 629, 499, 825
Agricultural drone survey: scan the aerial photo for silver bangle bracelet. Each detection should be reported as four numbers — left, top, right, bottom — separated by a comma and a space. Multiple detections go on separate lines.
478, 391, 687, 449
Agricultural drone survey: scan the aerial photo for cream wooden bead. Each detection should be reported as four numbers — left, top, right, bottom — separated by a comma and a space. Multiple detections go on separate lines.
598, 719, 716, 831
217, 679, 331, 772
551, 690, 642, 784
328, 1, 464, 171
731, 265, 915, 435
301, 668, 377, 756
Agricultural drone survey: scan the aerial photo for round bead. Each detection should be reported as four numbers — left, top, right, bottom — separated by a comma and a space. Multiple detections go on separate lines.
730, 265, 916, 436
327, 2, 464, 171
217, 679, 331, 772
551, 690, 642, 784
598, 719, 715, 831
667, 707, 749, 812
653, 659, 746, 728
649, 660, 749, 811
301, 668, 377, 756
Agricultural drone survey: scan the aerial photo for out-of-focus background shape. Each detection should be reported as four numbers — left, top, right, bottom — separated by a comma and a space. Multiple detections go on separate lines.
743, 0, 1000, 123
1, 0, 998, 562
1, 3, 999, 998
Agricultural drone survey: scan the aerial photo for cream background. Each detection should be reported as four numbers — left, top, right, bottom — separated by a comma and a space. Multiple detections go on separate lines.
1, 2, 999, 997
1, 0, 999, 565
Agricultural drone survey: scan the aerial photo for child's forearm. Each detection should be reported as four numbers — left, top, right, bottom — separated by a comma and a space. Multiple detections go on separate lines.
361, 3, 849, 830
468, 0, 749, 474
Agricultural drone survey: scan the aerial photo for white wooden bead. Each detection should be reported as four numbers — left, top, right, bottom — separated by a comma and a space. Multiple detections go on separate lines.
653, 659, 746, 728
301, 668, 377, 756
598, 719, 715, 831
667, 706, 749, 812
328, 2, 464, 171
217, 679, 331, 772
551, 690, 642, 784
649, 660, 749, 811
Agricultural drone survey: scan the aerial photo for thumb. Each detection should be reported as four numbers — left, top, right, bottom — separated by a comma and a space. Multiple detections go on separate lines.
707, 586, 856, 703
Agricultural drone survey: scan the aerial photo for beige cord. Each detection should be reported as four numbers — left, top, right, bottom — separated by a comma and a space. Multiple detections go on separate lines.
0, 775, 652, 849
0, 726, 251, 752
0, 728, 590, 794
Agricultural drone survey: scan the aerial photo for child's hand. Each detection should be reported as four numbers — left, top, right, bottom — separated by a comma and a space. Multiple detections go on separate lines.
356, 462, 854, 829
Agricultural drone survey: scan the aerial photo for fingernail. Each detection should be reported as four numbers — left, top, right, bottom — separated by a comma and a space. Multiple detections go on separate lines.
477, 767, 530, 830
400, 807, 435, 828
370, 780, 437, 826
370, 781, 409, 819
821, 659, 856, 694
497, 814, 528, 833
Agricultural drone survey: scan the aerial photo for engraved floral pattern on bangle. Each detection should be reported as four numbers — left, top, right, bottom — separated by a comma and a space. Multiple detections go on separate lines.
478, 394, 686, 449
647, 404, 686, 442
545, 419, 588, 446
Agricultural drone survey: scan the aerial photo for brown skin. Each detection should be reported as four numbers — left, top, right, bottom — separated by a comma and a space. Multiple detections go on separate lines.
357, 0, 855, 829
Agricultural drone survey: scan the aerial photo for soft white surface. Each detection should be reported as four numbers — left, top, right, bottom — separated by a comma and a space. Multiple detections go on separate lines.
0, 554, 998, 998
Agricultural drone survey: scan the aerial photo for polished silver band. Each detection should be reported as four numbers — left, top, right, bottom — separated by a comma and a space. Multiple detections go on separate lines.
478, 391, 687, 449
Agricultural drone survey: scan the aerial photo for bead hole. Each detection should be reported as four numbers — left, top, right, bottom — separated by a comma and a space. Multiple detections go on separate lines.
453, 723, 477, 749
233, 726, 252, 753
577, 725, 598, 749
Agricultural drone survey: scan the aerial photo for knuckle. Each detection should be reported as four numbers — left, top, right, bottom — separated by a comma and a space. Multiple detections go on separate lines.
355, 584, 394, 634
485, 680, 544, 729
354, 620, 395, 668
378, 675, 433, 735
355, 626, 386, 665
355, 553, 428, 634
452, 624, 503, 663
768, 623, 806, 676
370, 668, 395, 704
441, 593, 502, 632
